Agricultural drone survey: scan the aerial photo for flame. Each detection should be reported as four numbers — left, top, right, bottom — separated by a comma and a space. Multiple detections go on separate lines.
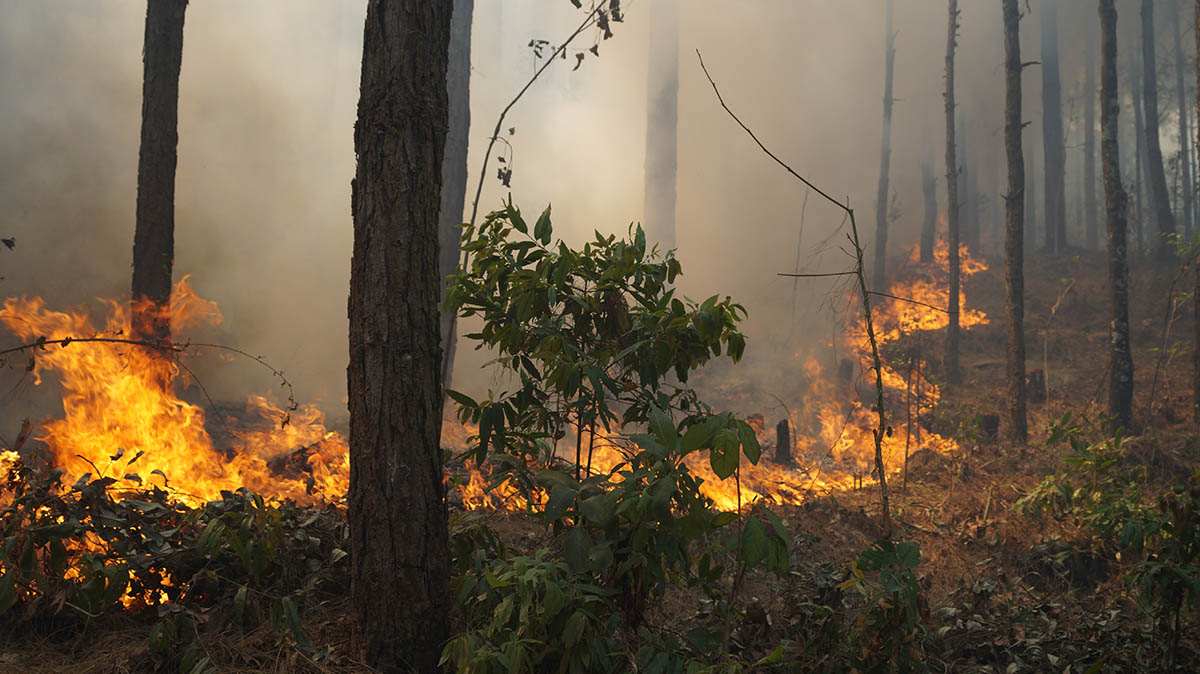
1, 278, 347, 506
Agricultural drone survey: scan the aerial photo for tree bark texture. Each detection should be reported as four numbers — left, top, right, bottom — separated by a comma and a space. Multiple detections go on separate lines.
1130, 43, 1146, 253
1101, 0, 1134, 432
921, 160, 937, 263
1142, 0, 1178, 259
1194, 0, 1200, 421
1003, 0, 1028, 443
438, 0, 474, 391
1041, 0, 1067, 253
1085, 20, 1099, 250
945, 0, 961, 384
644, 0, 679, 252
873, 0, 896, 288
348, 1, 452, 671
132, 0, 187, 342
1174, 0, 1193, 240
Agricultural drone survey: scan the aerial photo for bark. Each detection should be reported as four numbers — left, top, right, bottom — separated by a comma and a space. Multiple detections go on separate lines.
873, 0, 896, 288
1086, 19, 1099, 250
438, 0, 473, 391
1143, 0, 1178, 259
1041, 0, 1067, 253
644, 0, 679, 251
348, 1, 452, 671
1174, 0, 1194, 240
1101, 0, 1134, 432
945, 0, 961, 384
131, 0, 187, 342
960, 115, 979, 253
1003, 0, 1028, 443
920, 160, 937, 263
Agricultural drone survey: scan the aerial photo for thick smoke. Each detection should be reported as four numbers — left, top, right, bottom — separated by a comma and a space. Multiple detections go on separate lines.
0, 1, 1185, 431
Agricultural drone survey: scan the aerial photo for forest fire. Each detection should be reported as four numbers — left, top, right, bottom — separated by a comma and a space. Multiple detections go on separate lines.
1, 278, 349, 506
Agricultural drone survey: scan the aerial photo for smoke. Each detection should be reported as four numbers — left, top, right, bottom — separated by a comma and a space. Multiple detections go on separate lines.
0, 1, 1184, 431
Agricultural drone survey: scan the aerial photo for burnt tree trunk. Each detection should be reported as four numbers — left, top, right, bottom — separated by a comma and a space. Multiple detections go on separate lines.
644, 0, 679, 251
774, 419, 792, 465
945, 0, 962, 384
1194, 0, 1200, 421
1085, 19, 1099, 250
1003, 0, 1028, 443
874, 0, 896, 288
1130, 43, 1146, 254
1101, 0, 1134, 432
1143, 0, 1178, 259
131, 0, 187, 342
1174, 0, 1194, 239
1041, 0, 1067, 253
348, 1, 452, 671
921, 159, 937, 263
438, 0, 474, 391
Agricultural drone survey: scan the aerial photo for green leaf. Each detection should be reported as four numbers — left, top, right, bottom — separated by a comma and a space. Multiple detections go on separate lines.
741, 517, 769, 568
234, 585, 248, 624
542, 486, 576, 522
0, 569, 16, 616
737, 420, 761, 465
534, 205, 553, 245
648, 407, 677, 451
445, 389, 478, 411
709, 428, 740, 480
680, 416, 719, 455
564, 527, 591, 572
579, 493, 614, 526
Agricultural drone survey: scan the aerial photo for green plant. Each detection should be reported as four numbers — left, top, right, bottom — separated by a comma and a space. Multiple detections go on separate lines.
838, 538, 927, 673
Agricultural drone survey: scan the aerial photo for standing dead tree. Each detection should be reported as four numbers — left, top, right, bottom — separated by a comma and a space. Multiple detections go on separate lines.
1085, 17, 1099, 250
1173, 0, 1194, 240
1142, 0, 1178, 259
1041, 0, 1067, 253
1003, 0, 1028, 443
945, 0, 962, 385
1101, 0, 1134, 432
873, 0, 897, 288
697, 52, 892, 539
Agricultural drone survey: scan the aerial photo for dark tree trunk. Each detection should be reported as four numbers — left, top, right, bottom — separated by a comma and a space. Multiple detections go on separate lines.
1003, 0, 1028, 443
960, 114, 980, 253
921, 160, 937, 263
1143, 0, 1178, 259
438, 0, 474, 392
1101, 0, 1134, 433
945, 0, 961, 384
644, 0, 679, 251
873, 0, 896, 288
1174, 0, 1194, 240
1086, 18, 1099, 250
1041, 0, 1067, 253
774, 419, 792, 465
131, 0, 187, 342
1026, 146, 1038, 251
348, 1, 452, 671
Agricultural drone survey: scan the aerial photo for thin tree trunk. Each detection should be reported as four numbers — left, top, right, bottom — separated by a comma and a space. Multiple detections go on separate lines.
1041, 0, 1067, 253
644, 0, 679, 251
945, 0, 961, 384
1131, 43, 1147, 254
348, 1, 452, 671
1003, 0, 1028, 443
1143, 0, 1178, 259
1101, 0, 1134, 433
131, 0, 188, 342
873, 0, 896, 288
921, 159, 937, 263
438, 0, 473, 392
1175, 0, 1194, 240
960, 114, 979, 253
1086, 18, 1099, 250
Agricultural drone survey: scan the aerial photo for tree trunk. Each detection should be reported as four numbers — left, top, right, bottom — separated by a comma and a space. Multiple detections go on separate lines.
1041, 0, 1067, 254
945, 0, 961, 384
1174, 0, 1194, 240
348, 1, 452, 671
960, 114, 980, 253
644, 0, 679, 252
1085, 18, 1099, 250
1194, 0, 1200, 422
1130, 43, 1146, 254
873, 0, 896, 288
921, 159, 937, 263
131, 0, 187, 342
438, 0, 474, 392
1101, 0, 1134, 433
1003, 0, 1028, 443
1143, 0, 1178, 259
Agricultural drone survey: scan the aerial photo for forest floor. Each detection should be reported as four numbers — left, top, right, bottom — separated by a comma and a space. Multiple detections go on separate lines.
3, 247, 1199, 672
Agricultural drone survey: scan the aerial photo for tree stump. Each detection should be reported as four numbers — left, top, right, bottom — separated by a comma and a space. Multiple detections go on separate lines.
1027, 370, 1046, 403
980, 413, 1000, 442
774, 419, 793, 465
